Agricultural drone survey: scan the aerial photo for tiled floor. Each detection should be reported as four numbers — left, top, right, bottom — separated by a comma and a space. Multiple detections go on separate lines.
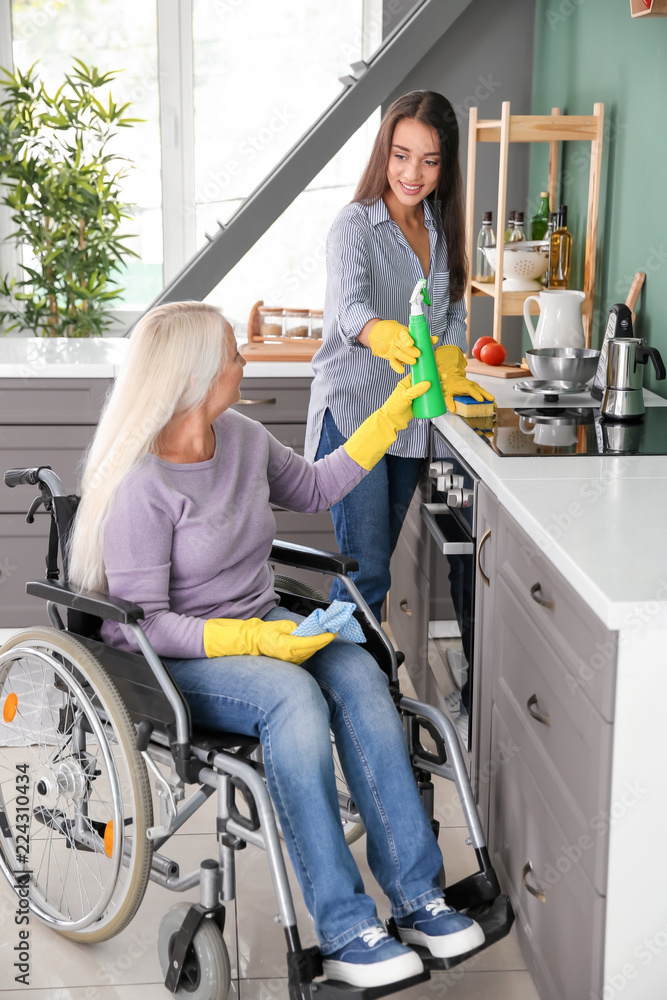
0, 628, 540, 1000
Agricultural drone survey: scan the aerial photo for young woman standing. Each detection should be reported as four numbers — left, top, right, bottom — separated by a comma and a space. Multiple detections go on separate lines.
305, 91, 491, 623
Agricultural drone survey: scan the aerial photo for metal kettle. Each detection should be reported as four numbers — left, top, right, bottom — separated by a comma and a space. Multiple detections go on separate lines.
600, 337, 666, 421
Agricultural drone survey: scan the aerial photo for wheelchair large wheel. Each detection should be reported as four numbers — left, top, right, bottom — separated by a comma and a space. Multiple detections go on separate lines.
158, 904, 231, 1000
0, 627, 153, 942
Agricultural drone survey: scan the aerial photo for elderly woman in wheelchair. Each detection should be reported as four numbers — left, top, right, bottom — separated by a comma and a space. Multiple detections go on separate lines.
1, 300, 511, 999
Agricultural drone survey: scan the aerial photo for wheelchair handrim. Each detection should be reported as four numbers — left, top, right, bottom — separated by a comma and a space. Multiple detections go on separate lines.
0, 642, 123, 930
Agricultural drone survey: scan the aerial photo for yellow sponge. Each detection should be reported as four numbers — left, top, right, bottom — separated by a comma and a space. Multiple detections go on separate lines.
453, 394, 496, 417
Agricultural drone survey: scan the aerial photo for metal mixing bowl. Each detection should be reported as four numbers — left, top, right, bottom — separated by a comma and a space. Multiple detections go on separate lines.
525, 347, 600, 383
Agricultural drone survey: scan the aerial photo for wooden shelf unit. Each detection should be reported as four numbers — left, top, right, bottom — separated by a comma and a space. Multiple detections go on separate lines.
464, 101, 605, 351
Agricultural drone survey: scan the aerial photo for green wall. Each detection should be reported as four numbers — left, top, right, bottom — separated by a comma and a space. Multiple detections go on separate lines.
529, 0, 667, 396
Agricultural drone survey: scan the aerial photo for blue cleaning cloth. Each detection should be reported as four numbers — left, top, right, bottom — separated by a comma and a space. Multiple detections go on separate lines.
292, 600, 366, 644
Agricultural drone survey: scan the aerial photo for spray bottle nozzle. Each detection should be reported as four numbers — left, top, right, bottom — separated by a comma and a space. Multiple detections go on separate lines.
410, 279, 431, 313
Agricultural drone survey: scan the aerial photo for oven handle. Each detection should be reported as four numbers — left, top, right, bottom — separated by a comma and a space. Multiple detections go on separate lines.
420, 504, 474, 555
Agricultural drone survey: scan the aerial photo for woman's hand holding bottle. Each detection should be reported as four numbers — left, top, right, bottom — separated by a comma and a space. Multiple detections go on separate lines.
368, 320, 420, 373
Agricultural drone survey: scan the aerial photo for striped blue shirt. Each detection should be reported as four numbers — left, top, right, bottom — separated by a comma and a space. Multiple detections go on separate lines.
304, 196, 467, 462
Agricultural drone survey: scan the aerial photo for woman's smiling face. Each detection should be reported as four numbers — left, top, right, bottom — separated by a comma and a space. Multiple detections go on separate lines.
386, 117, 441, 206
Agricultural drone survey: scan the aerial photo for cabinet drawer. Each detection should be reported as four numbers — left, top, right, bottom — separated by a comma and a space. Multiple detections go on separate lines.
497, 505, 616, 721
0, 425, 94, 511
495, 576, 611, 893
489, 705, 605, 1000
273, 510, 336, 537
264, 424, 306, 453
0, 513, 51, 627
231, 380, 311, 424
0, 379, 109, 424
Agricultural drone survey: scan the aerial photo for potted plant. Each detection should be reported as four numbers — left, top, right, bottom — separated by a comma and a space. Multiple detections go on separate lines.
0, 59, 139, 337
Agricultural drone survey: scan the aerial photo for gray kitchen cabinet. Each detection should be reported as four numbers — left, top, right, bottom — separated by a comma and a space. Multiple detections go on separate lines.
388, 468, 618, 1000
0, 378, 113, 627
485, 494, 616, 1000
0, 378, 110, 424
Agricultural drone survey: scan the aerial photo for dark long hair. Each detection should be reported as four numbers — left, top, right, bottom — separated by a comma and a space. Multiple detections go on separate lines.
353, 91, 467, 302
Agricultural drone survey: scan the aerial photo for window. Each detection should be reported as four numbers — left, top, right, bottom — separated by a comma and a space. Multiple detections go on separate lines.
3, 0, 381, 326
9, 0, 162, 308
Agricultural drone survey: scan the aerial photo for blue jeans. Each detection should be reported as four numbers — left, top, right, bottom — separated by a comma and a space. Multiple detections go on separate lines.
315, 409, 423, 623
164, 606, 442, 954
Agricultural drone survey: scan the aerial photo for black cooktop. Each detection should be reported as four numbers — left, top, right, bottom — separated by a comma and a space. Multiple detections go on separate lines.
465, 405, 667, 457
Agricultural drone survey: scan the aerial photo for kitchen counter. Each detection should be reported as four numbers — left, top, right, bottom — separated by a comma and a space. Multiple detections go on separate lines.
433, 376, 667, 631
434, 377, 667, 1000
0, 338, 314, 379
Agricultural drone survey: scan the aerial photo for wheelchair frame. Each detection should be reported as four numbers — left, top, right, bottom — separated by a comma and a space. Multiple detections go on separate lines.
0, 465, 513, 1000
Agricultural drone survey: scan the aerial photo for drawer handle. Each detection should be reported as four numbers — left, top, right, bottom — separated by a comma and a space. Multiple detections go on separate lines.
530, 582, 554, 610
477, 528, 491, 587
399, 599, 413, 617
237, 397, 277, 405
521, 861, 546, 903
527, 693, 551, 727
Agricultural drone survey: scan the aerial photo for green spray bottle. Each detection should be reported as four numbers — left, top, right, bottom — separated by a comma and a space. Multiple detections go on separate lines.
409, 279, 447, 419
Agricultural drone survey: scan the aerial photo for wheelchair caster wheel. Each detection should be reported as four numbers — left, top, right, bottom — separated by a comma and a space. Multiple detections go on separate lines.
158, 904, 231, 1000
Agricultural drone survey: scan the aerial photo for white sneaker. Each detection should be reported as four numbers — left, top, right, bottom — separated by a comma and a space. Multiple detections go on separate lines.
322, 926, 423, 987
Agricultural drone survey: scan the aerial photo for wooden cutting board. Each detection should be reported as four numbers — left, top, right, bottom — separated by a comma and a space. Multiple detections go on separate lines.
240, 339, 321, 363
466, 357, 530, 379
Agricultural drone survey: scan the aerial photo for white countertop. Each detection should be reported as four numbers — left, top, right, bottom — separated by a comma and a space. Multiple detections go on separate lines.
0, 338, 314, 379
2, 338, 665, 631
433, 376, 667, 632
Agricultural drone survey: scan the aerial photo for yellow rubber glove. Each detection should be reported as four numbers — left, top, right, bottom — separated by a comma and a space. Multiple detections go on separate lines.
368, 320, 420, 374
433, 344, 495, 413
203, 618, 336, 664
343, 375, 430, 471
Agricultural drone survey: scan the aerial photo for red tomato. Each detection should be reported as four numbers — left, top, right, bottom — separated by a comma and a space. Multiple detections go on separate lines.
472, 336, 495, 361
479, 342, 507, 366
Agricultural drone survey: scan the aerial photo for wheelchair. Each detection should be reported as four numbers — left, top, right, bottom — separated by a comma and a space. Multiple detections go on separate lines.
0, 464, 513, 1000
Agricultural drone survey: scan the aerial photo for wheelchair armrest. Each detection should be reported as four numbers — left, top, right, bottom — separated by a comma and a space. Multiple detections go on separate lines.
269, 539, 358, 576
25, 579, 144, 624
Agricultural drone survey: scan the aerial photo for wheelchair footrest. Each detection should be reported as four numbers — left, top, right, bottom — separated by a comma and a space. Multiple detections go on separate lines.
441, 867, 501, 910
307, 970, 431, 1000
393, 894, 514, 973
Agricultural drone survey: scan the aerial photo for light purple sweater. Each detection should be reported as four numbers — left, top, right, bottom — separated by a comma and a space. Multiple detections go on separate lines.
101, 408, 367, 658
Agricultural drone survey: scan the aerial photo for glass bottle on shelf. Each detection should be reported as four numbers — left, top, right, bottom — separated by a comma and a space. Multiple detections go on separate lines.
542, 213, 558, 285
508, 211, 526, 242
548, 205, 572, 289
475, 211, 496, 282
531, 191, 551, 241
504, 210, 516, 242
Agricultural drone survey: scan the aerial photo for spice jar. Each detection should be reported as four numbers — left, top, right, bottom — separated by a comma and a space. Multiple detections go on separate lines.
309, 309, 323, 339
284, 308, 310, 338
258, 306, 283, 339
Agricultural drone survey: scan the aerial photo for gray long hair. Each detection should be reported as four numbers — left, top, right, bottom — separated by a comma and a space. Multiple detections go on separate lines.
68, 301, 233, 593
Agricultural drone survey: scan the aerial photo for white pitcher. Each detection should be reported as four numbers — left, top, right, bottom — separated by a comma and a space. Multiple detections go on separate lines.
523, 289, 585, 350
